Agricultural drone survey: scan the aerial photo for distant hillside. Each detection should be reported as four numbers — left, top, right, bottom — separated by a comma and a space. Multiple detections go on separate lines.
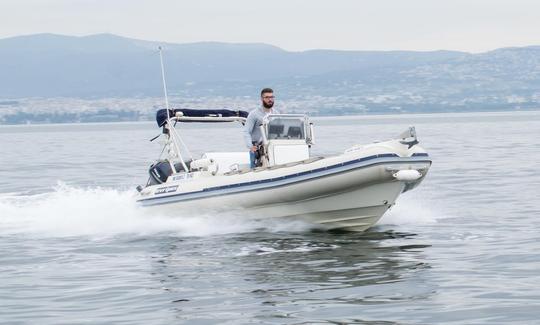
0, 33, 539, 115
0, 33, 466, 97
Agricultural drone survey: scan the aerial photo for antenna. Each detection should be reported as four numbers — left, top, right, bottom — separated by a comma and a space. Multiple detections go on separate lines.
157, 46, 191, 172
158, 46, 171, 119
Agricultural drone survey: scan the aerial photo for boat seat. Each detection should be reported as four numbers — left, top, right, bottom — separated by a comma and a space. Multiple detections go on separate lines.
202, 152, 250, 174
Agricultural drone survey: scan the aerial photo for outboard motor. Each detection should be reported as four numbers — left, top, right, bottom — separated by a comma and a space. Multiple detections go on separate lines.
148, 160, 190, 185
149, 161, 172, 184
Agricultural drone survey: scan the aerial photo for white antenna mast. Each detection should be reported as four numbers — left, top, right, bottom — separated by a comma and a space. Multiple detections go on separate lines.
157, 46, 191, 172
158, 46, 171, 118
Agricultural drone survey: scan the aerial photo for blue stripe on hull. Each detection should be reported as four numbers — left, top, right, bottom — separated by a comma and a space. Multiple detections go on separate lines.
139, 154, 431, 206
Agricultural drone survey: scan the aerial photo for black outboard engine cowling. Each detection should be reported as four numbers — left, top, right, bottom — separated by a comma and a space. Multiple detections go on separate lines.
148, 160, 190, 185
149, 161, 172, 184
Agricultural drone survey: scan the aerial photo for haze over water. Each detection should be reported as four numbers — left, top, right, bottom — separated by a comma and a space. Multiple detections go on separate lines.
1, 111, 539, 324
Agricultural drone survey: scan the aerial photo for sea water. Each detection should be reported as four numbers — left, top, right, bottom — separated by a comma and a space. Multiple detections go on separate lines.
1, 111, 539, 324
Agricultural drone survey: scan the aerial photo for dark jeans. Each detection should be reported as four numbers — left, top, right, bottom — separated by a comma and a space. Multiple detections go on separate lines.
249, 151, 256, 168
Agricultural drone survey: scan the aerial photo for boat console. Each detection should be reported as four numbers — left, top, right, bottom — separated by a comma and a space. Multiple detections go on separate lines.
260, 114, 315, 166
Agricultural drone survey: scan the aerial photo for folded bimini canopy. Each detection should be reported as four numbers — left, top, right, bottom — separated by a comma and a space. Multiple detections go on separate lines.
156, 108, 249, 127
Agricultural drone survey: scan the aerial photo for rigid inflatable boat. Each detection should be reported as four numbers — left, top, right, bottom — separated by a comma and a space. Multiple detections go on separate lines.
136, 108, 431, 232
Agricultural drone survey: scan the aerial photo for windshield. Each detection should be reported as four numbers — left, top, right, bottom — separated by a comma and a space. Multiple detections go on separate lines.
266, 117, 306, 140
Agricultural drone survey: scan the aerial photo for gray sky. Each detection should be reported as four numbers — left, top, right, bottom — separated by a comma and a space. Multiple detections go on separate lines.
1, 0, 539, 52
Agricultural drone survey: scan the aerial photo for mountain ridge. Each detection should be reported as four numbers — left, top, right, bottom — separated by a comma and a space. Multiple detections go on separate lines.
0, 33, 539, 117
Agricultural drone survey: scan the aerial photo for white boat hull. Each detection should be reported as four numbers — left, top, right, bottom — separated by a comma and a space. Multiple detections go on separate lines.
137, 140, 431, 231
248, 180, 404, 232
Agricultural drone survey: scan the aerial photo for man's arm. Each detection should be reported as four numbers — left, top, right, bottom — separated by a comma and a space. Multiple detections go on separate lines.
243, 112, 256, 149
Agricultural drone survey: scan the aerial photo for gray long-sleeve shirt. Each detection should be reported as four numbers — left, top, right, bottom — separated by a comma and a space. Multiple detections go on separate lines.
243, 106, 279, 149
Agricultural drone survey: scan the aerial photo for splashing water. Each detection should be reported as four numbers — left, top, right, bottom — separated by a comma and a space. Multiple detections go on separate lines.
379, 194, 439, 226
0, 183, 317, 238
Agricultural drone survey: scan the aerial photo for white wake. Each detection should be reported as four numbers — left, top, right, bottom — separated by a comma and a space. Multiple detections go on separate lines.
0, 183, 313, 238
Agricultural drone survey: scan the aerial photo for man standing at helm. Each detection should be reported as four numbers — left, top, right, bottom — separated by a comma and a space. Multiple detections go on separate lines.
243, 88, 279, 168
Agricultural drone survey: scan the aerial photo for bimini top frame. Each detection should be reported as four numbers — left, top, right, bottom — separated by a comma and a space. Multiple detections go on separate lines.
153, 108, 248, 175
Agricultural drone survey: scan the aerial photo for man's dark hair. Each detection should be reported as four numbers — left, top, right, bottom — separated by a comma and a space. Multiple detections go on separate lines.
260, 88, 273, 96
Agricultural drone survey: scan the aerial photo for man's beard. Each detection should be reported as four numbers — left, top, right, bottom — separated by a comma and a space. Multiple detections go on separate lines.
263, 101, 274, 109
